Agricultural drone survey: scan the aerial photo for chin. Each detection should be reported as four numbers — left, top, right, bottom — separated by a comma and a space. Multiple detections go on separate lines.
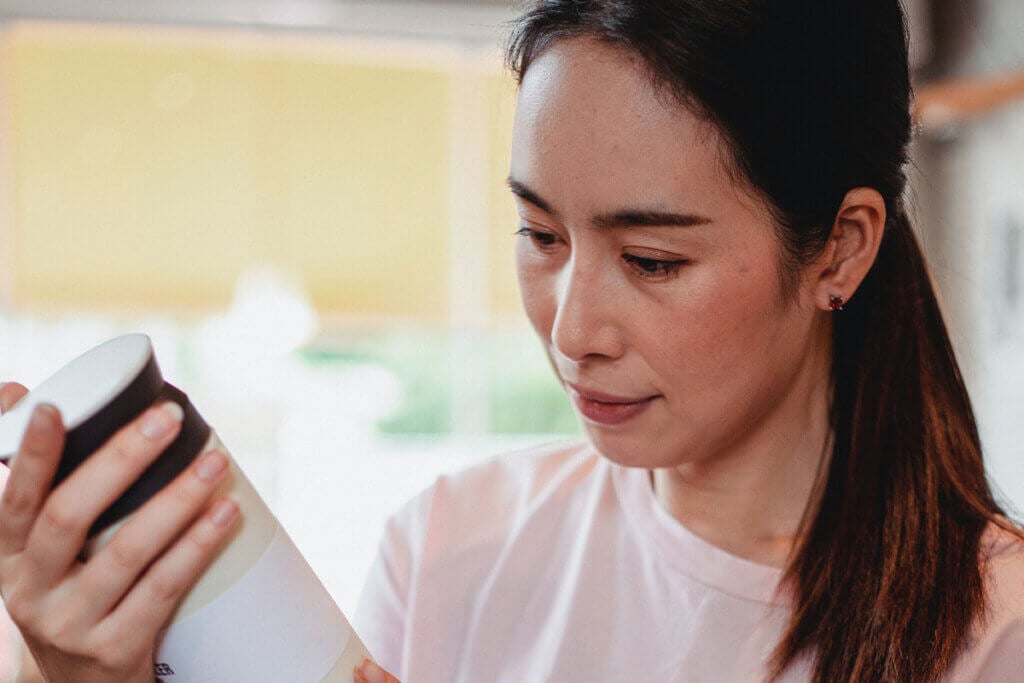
581, 417, 709, 470
581, 424, 674, 470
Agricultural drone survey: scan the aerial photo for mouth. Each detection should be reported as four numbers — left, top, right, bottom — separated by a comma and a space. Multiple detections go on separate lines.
565, 382, 660, 426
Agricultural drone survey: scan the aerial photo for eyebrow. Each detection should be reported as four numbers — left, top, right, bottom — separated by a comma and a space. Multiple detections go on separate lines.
506, 177, 712, 230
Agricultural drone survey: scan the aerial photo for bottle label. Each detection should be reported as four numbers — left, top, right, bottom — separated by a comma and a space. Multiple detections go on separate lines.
156, 523, 351, 682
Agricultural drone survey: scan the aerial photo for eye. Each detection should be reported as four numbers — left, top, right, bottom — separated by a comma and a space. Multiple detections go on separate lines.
515, 226, 561, 249
622, 253, 688, 280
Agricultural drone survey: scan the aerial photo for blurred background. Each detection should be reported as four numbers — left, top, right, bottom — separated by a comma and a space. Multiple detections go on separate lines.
0, 0, 1021, 678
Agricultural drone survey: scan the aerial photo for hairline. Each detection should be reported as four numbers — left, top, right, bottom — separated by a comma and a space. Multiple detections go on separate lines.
510, 31, 817, 305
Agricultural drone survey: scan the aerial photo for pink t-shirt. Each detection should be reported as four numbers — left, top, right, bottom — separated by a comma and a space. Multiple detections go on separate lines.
354, 442, 1024, 682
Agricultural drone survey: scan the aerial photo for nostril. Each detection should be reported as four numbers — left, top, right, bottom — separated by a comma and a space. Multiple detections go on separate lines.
548, 260, 625, 362
550, 317, 624, 364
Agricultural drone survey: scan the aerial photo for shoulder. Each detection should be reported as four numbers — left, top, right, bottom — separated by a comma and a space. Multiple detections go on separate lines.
982, 522, 1024, 620
963, 523, 1024, 677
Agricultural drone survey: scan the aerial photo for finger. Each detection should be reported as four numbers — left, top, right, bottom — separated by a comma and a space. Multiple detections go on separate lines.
0, 405, 65, 557
24, 402, 183, 586
0, 382, 28, 414
78, 449, 231, 620
103, 497, 239, 643
357, 659, 401, 683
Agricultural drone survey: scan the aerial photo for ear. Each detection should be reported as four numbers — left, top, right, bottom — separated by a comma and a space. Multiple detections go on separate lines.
812, 187, 886, 310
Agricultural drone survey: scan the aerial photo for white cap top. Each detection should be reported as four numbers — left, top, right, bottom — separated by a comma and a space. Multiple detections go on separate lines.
0, 334, 154, 458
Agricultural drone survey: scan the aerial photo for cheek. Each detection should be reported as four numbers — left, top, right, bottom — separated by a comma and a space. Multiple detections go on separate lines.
515, 245, 556, 338
645, 257, 787, 376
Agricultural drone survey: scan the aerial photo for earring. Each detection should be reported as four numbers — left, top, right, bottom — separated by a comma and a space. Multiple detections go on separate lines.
828, 295, 845, 311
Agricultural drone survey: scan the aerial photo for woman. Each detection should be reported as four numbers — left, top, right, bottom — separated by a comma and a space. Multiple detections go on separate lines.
2, 1, 1023, 681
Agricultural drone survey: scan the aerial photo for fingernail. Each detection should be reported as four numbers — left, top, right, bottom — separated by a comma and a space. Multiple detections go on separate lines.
140, 402, 183, 440
209, 499, 238, 527
30, 404, 58, 432
196, 450, 228, 482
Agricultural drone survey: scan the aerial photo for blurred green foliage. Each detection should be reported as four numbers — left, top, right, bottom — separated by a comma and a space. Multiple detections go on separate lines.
299, 327, 578, 436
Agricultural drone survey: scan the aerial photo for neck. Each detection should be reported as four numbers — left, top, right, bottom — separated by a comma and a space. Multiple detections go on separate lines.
651, 330, 832, 568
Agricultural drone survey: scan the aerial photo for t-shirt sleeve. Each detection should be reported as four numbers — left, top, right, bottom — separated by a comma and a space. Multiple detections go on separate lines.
353, 485, 433, 680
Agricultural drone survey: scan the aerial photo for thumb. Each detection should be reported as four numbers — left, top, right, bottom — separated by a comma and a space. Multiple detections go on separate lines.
0, 383, 28, 414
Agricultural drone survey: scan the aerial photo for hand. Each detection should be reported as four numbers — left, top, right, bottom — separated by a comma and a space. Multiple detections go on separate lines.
354, 658, 401, 683
0, 382, 240, 683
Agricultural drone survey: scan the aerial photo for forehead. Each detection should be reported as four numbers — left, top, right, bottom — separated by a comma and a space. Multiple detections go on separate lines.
510, 38, 736, 215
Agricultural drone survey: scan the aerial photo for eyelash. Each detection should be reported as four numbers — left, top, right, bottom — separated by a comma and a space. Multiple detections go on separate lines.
621, 253, 688, 280
515, 226, 688, 281
515, 226, 558, 248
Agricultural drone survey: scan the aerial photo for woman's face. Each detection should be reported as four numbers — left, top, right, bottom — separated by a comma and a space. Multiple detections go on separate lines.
510, 39, 830, 469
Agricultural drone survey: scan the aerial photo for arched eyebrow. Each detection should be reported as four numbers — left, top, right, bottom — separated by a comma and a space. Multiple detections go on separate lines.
507, 177, 712, 229
507, 178, 557, 216
592, 210, 713, 229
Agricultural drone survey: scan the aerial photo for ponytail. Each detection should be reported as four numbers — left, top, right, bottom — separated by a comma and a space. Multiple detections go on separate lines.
772, 208, 1018, 681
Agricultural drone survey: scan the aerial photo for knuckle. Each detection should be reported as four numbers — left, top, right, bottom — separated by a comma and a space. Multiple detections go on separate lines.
41, 500, 80, 537
107, 535, 147, 572
170, 477, 205, 510
4, 590, 35, 626
190, 518, 223, 553
107, 429, 162, 469
20, 430, 58, 460
37, 613, 79, 650
1, 484, 37, 518
148, 570, 186, 604
105, 439, 137, 466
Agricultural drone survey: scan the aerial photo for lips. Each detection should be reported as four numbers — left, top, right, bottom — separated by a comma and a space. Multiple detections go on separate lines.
565, 383, 659, 426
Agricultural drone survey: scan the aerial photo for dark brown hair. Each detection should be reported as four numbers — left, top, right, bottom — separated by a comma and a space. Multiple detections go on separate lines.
506, 1, 1022, 680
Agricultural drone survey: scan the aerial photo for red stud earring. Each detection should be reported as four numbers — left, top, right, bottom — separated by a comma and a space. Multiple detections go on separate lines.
829, 295, 845, 311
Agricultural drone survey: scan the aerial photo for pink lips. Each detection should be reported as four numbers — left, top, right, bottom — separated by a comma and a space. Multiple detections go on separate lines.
566, 383, 659, 426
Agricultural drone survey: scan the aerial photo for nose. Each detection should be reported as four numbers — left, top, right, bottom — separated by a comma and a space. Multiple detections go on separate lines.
550, 256, 625, 363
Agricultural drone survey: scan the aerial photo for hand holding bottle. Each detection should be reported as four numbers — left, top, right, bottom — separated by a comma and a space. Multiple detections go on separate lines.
0, 382, 240, 683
